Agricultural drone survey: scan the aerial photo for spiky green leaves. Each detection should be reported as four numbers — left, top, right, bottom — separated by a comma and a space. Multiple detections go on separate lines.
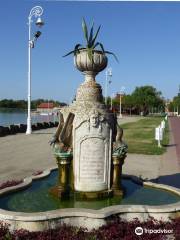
94, 42, 105, 52
104, 51, 119, 62
91, 25, 101, 48
93, 42, 119, 62
88, 21, 94, 47
82, 18, 89, 44
82, 18, 101, 49
63, 18, 118, 63
63, 44, 82, 57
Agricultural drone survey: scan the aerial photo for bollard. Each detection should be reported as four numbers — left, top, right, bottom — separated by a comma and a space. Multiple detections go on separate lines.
49, 122, 55, 127
9, 125, 16, 135
155, 127, 162, 147
0, 126, 6, 137
18, 124, 27, 133
54, 121, 59, 127
161, 120, 165, 130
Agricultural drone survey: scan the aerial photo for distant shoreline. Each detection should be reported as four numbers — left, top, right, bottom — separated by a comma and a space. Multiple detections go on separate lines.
0, 110, 58, 127
0, 108, 30, 112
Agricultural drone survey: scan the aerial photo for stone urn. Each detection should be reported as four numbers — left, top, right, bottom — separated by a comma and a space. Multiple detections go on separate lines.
74, 49, 108, 80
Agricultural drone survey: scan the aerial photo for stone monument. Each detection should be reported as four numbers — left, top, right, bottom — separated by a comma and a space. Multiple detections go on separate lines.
50, 49, 127, 199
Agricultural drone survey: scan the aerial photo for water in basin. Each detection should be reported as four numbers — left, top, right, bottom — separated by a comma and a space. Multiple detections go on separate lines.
0, 170, 179, 212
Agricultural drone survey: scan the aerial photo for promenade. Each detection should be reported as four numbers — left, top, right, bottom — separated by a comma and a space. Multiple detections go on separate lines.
0, 116, 179, 187
158, 117, 180, 188
0, 128, 56, 184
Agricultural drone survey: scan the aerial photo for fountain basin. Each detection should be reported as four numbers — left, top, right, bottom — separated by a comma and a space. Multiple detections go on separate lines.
0, 167, 179, 231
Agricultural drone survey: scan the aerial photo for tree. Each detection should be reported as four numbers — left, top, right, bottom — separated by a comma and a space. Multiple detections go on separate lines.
123, 95, 134, 115
168, 96, 180, 114
0, 99, 67, 109
131, 86, 164, 115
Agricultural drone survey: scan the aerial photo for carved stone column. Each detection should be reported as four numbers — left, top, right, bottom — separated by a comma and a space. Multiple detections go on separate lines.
72, 49, 115, 199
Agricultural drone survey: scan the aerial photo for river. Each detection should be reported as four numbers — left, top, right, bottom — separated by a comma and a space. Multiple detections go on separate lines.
0, 109, 59, 127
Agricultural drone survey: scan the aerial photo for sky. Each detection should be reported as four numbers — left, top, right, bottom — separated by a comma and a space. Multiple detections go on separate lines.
0, 1, 180, 103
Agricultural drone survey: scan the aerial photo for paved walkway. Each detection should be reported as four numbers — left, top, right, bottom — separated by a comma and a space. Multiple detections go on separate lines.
158, 117, 180, 188
0, 116, 142, 184
123, 117, 180, 187
0, 128, 56, 184
0, 116, 179, 188
169, 117, 180, 164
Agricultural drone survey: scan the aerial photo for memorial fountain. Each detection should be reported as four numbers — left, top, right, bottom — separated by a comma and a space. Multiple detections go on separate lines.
0, 19, 179, 232
49, 49, 128, 200
49, 19, 128, 200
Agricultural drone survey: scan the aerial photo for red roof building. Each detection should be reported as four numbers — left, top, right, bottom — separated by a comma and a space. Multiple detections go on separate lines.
37, 103, 54, 109
37, 102, 55, 113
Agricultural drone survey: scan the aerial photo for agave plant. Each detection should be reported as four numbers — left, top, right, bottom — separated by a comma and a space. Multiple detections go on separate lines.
63, 18, 118, 62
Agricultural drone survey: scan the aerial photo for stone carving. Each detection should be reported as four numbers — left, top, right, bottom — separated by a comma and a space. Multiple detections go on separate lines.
111, 124, 128, 196
88, 109, 104, 133
113, 125, 128, 159
50, 112, 74, 153
49, 112, 74, 199
75, 80, 103, 102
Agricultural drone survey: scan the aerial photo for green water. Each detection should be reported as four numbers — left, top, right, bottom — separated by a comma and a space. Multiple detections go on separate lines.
0, 170, 179, 213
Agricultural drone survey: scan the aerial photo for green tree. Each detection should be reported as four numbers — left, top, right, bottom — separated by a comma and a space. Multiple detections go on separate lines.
123, 94, 134, 115
0, 99, 67, 109
168, 96, 180, 114
131, 86, 164, 115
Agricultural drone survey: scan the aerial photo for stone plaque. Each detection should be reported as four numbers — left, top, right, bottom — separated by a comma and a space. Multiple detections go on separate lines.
79, 137, 105, 182
73, 111, 112, 192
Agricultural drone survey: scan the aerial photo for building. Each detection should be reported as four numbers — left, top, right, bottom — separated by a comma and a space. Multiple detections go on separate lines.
37, 102, 54, 114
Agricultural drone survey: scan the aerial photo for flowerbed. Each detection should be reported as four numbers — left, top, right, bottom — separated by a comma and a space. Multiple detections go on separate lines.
0, 180, 23, 190
0, 216, 179, 240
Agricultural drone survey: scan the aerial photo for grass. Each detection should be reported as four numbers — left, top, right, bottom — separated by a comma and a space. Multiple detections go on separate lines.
120, 117, 169, 155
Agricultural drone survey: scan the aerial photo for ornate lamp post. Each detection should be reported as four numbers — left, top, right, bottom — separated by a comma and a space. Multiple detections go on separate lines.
105, 67, 112, 105
26, 6, 44, 135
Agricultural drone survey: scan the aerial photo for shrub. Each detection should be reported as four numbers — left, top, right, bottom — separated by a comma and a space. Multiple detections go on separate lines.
0, 217, 179, 239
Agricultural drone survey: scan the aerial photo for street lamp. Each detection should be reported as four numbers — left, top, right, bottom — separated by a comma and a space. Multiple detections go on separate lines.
105, 67, 112, 105
119, 86, 125, 118
26, 6, 44, 135
111, 93, 115, 111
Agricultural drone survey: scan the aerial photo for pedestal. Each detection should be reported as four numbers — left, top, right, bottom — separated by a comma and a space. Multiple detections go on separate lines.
111, 155, 125, 196
50, 152, 72, 199
75, 189, 113, 200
